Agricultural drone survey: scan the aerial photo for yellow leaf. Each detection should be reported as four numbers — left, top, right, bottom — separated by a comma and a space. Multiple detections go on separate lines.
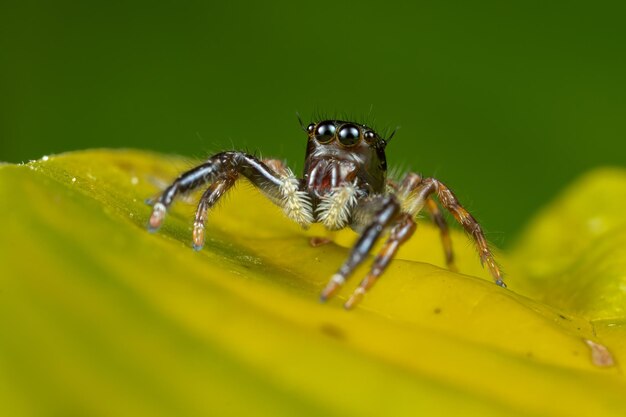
0, 150, 624, 417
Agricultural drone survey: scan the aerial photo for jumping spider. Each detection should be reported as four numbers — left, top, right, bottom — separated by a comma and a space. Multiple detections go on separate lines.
147, 119, 506, 309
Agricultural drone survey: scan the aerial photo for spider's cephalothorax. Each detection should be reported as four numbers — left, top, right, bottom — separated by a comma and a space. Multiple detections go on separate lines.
301, 120, 390, 232
303, 120, 387, 198
147, 119, 506, 309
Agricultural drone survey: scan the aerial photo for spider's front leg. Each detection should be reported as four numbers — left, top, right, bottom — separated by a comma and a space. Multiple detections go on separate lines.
399, 173, 506, 288
191, 176, 236, 250
319, 195, 404, 305
344, 212, 416, 309
190, 158, 298, 250
148, 152, 312, 248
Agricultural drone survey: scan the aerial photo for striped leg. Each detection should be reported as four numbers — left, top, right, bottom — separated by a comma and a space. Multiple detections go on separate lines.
192, 176, 237, 251
424, 197, 457, 272
320, 196, 401, 302
344, 213, 416, 309
398, 173, 505, 287
148, 152, 312, 233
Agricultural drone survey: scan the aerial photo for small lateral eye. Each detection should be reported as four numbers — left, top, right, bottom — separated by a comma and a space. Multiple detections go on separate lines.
338, 124, 361, 146
363, 130, 376, 144
315, 121, 336, 144
306, 123, 315, 133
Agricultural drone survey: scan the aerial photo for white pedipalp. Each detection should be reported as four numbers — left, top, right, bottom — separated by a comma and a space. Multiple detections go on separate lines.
316, 183, 360, 230
278, 169, 314, 228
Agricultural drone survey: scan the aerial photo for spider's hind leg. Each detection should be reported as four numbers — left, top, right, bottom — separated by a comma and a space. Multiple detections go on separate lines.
398, 173, 506, 288
393, 174, 456, 271
424, 197, 457, 272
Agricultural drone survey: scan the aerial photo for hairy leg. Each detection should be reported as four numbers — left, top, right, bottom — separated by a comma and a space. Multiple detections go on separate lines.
320, 196, 401, 302
344, 213, 416, 309
395, 175, 456, 271
424, 197, 457, 271
398, 173, 505, 287
192, 175, 237, 250
148, 152, 312, 233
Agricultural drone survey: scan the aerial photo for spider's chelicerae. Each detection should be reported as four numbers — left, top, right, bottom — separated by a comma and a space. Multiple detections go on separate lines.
147, 119, 506, 309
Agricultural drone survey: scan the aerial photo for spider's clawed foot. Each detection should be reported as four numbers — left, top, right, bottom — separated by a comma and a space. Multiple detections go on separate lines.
344, 275, 377, 310
192, 222, 206, 251
147, 200, 209, 251
319, 273, 378, 310
148, 202, 167, 233
319, 274, 344, 302
344, 288, 366, 310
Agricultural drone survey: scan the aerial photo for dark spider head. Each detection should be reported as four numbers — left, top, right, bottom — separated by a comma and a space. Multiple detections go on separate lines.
303, 120, 390, 193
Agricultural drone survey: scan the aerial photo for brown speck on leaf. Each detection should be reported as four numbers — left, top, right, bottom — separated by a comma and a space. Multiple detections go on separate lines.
433, 308, 442, 314
584, 339, 615, 367
320, 323, 346, 340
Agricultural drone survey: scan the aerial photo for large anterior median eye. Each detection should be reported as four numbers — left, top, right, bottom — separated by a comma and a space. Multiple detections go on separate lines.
338, 124, 361, 146
314, 121, 336, 144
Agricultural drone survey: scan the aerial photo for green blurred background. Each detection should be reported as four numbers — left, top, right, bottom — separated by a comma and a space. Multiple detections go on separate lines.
1, 0, 625, 243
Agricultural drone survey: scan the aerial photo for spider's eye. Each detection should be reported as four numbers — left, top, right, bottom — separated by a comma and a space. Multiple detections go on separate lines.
338, 124, 361, 147
314, 121, 336, 144
306, 123, 315, 133
363, 130, 376, 144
